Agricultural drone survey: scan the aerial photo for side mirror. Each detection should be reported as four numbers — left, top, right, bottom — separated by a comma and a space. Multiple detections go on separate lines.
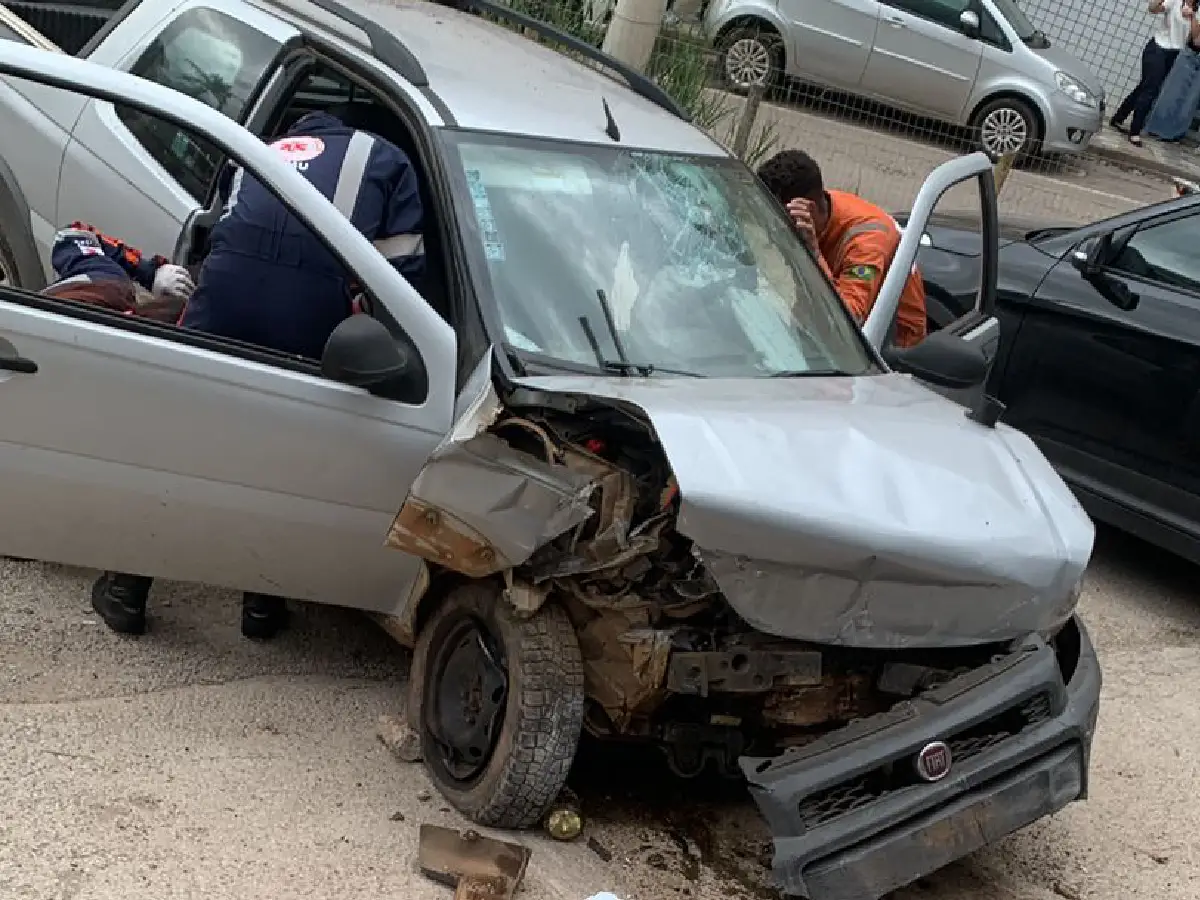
960, 8, 981, 36
321, 313, 427, 400
1070, 233, 1109, 278
883, 328, 988, 389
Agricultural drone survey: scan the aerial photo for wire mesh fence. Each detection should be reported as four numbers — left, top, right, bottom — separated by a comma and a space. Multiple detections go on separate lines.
3, 0, 1191, 227
490, 0, 1191, 226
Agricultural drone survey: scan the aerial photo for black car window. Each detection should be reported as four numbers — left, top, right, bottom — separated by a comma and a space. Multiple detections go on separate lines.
979, 8, 1011, 49
114, 7, 281, 201
1110, 214, 1200, 294
884, 0, 971, 30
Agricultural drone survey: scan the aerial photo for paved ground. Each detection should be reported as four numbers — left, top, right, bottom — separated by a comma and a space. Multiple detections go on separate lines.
2, 524, 1199, 900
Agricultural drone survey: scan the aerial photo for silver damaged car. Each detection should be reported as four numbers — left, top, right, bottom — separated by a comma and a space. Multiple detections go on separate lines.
0, 2, 1099, 897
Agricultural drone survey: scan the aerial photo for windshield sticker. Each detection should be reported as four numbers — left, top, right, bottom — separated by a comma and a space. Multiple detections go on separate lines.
465, 168, 506, 261
460, 150, 594, 196
504, 325, 542, 352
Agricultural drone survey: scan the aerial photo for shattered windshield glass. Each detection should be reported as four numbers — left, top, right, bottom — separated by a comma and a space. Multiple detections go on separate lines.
443, 131, 876, 378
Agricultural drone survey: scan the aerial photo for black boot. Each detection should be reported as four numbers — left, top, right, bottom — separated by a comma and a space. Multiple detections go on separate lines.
91, 572, 153, 635
241, 592, 289, 640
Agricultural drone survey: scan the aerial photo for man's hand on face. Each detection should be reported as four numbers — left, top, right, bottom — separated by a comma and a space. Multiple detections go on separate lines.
786, 198, 819, 252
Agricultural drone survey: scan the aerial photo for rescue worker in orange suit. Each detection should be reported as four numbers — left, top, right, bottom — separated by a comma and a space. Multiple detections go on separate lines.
89, 106, 426, 642
756, 150, 927, 348
44, 222, 195, 320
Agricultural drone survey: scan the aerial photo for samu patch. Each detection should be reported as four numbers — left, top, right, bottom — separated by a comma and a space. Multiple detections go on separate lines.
845, 264, 879, 281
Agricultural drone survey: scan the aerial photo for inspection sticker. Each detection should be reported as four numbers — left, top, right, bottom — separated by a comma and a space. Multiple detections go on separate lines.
465, 168, 506, 261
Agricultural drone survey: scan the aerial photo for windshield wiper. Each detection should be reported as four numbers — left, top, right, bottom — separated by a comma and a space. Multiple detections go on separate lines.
578, 287, 658, 377
767, 368, 859, 377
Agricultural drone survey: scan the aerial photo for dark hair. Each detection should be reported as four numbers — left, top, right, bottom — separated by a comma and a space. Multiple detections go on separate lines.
756, 149, 824, 207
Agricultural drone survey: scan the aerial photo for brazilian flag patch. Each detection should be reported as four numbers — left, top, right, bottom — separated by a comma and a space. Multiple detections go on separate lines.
846, 264, 878, 281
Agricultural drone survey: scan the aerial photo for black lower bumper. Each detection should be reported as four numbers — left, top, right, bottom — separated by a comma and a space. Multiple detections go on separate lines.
741, 616, 1102, 900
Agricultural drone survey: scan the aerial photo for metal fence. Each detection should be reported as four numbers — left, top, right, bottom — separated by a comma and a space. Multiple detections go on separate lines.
3, 0, 1188, 227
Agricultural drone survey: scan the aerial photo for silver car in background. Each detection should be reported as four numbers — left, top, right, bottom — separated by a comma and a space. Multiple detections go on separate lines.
703, 0, 1105, 157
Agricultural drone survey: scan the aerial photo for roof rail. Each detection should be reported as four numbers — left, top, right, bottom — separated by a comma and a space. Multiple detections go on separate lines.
299, 0, 430, 86
437, 0, 689, 121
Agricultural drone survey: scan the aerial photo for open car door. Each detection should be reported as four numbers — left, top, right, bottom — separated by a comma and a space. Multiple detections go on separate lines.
866, 153, 1002, 421
0, 41, 457, 615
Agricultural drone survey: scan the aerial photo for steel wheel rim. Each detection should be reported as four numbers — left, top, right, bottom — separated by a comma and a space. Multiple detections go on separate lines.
726, 37, 771, 88
980, 107, 1028, 155
424, 614, 509, 785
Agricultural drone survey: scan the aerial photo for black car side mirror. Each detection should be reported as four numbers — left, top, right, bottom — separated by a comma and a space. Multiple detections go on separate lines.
1070, 233, 1109, 278
1070, 233, 1139, 311
883, 328, 988, 390
321, 313, 427, 402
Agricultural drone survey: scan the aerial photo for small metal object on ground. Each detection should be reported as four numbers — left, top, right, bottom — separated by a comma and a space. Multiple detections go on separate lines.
543, 786, 583, 841
418, 824, 531, 900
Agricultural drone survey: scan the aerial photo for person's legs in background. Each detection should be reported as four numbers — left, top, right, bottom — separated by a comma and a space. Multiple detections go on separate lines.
1113, 39, 1177, 143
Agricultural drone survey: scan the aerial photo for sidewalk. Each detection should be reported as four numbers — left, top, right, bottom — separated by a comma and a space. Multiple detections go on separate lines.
1089, 123, 1200, 181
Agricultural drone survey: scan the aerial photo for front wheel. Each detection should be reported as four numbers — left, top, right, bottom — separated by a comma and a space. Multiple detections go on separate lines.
972, 96, 1041, 160
415, 582, 585, 828
717, 26, 783, 93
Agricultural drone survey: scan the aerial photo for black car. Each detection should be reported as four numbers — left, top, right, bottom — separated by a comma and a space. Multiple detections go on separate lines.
908, 193, 1200, 565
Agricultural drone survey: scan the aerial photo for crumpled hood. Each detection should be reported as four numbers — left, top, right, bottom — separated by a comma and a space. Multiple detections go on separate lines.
516, 373, 1095, 648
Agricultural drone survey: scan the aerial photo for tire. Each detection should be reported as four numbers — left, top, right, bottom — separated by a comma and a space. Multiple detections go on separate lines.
972, 96, 1041, 160
414, 582, 585, 828
717, 25, 783, 94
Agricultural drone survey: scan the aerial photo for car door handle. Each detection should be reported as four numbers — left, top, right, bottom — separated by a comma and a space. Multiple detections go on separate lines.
0, 354, 37, 374
885, 15, 906, 26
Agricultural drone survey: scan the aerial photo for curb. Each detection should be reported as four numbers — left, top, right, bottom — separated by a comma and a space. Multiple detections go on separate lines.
1086, 140, 1199, 181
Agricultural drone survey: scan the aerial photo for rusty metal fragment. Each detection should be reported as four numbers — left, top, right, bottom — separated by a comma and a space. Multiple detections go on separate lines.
386, 431, 597, 577
418, 825, 531, 900
761, 673, 878, 728
574, 611, 672, 731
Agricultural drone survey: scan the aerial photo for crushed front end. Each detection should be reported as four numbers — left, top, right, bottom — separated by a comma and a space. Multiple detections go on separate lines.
385, 370, 1101, 900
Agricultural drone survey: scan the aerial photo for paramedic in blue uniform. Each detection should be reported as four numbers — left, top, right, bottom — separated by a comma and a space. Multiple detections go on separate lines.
89, 108, 427, 642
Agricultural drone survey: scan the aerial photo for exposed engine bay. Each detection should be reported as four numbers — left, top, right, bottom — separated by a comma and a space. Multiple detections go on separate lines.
383, 382, 1012, 778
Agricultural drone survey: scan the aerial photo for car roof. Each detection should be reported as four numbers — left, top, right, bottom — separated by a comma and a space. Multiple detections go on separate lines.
259, 0, 729, 156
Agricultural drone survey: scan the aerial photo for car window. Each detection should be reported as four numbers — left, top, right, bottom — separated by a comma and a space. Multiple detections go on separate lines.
1110, 214, 1200, 293
114, 7, 282, 201
887, 0, 971, 29
979, 8, 1010, 48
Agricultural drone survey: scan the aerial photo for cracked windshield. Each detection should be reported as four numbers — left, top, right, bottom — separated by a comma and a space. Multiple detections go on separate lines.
446, 133, 875, 377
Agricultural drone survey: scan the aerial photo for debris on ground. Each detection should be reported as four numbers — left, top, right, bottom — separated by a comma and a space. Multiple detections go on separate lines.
418, 824, 531, 900
587, 836, 614, 863
544, 786, 583, 841
377, 711, 422, 763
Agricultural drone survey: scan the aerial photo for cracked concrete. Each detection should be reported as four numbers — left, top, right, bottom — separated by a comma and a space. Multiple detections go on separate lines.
3, 525, 1200, 899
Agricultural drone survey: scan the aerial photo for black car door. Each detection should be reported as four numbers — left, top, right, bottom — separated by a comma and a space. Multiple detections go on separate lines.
999, 206, 1200, 532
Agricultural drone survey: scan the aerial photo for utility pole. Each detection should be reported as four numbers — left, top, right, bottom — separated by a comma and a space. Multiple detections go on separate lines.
601, 0, 670, 72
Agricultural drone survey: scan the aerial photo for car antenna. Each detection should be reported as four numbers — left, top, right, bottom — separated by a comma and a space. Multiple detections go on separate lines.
602, 98, 621, 142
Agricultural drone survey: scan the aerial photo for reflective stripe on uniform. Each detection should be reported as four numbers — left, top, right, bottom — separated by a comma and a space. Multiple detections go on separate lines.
834, 221, 889, 257
219, 167, 247, 223
373, 232, 425, 260
332, 131, 376, 219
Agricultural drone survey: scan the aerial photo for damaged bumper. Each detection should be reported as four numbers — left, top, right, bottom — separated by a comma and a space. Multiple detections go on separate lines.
743, 616, 1101, 900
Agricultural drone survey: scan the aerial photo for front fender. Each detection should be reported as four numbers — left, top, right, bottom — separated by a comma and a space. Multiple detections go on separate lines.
704, 0, 790, 42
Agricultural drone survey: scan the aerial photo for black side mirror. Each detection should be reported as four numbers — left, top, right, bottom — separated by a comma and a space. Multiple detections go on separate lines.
1070, 233, 1109, 278
883, 328, 988, 389
959, 8, 981, 37
321, 313, 427, 401
1070, 233, 1139, 311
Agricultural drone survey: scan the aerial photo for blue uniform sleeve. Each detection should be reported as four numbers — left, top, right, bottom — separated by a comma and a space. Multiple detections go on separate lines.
366, 139, 425, 280
53, 222, 166, 290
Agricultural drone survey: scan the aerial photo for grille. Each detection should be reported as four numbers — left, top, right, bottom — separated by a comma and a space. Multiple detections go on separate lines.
797, 691, 1053, 830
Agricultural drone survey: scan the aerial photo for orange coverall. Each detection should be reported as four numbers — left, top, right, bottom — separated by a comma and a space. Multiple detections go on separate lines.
815, 189, 927, 348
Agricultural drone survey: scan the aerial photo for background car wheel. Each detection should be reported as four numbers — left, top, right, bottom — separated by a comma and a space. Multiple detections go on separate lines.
417, 582, 585, 828
718, 25, 783, 94
972, 96, 1041, 160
